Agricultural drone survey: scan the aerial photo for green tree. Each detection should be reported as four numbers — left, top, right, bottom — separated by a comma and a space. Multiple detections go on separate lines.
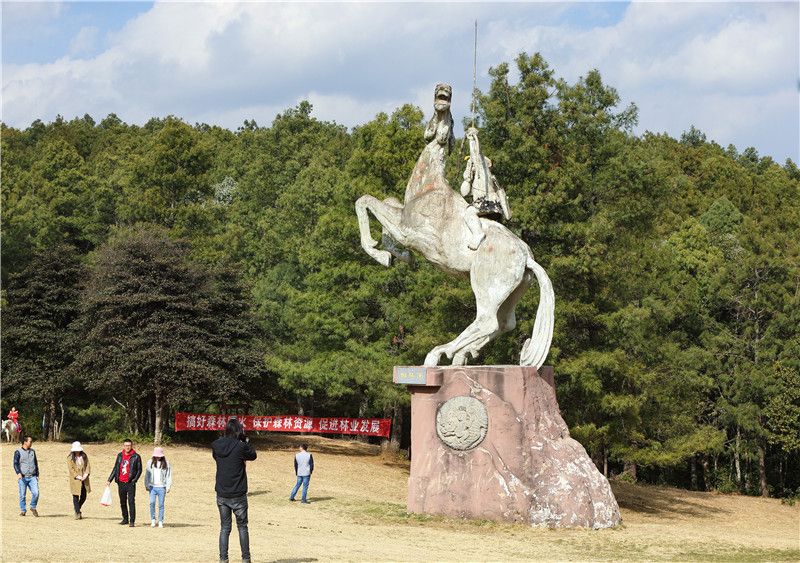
118, 117, 214, 229
75, 227, 264, 443
1, 244, 85, 439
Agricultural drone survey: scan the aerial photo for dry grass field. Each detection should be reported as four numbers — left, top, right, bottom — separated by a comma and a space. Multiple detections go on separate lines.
2, 436, 798, 562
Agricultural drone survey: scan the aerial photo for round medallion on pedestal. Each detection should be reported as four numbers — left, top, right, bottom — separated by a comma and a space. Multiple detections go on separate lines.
435, 395, 488, 450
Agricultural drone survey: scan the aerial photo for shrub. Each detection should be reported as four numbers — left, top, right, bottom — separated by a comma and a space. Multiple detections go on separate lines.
64, 404, 126, 442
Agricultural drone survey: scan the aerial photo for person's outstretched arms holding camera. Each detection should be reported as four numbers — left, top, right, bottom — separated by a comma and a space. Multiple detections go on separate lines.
242, 438, 256, 462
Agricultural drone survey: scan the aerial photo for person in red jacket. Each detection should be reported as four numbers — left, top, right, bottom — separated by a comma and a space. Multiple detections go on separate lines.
7, 407, 20, 432
106, 438, 142, 527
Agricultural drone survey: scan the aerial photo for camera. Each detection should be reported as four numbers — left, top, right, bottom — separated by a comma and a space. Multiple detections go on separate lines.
237, 422, 249, 443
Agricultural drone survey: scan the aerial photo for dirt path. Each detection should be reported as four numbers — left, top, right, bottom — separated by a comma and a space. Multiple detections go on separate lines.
2, 438, 798, 561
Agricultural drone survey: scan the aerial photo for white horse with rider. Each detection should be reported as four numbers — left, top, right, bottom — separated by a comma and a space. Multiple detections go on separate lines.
356, 83, 554, 367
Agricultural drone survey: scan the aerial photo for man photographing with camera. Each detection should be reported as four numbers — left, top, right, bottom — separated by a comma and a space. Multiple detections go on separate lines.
212, 418, 257, 563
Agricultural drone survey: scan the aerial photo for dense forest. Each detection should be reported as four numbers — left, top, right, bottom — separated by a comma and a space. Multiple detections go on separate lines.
2, 53, 798, 498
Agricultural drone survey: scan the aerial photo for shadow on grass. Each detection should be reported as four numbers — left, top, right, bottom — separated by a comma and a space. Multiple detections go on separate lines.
170, 432, 406, 462
612, 481, 729, 517
286, 496, 334, 504
678, 547, 800, 562
382, 462, 411, 475
248, 490, 270, 497
36, 515, 130, 522
252, 434, 382, 457
95, 516, 128, 521
164, 522, 205, 528
268, 559, 318, 563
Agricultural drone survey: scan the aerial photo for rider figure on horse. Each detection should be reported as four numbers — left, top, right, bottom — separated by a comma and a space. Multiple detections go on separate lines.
460, 127, 511, 250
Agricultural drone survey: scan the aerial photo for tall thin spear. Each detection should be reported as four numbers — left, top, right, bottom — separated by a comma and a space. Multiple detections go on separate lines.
471, 19, 478, 128
459, 20, 479, 158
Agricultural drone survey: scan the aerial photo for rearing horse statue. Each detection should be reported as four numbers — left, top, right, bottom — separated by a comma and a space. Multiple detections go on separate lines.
355, 84, 554, 368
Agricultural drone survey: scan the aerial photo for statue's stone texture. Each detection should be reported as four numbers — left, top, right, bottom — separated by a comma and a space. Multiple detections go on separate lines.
407, 366, 621, 529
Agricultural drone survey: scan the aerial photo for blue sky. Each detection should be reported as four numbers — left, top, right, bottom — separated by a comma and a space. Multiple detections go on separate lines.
3, 2, 153, 64
2, 1, 798, 163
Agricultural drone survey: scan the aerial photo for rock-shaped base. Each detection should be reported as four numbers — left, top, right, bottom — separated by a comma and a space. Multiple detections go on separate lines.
406, 366, 621, 528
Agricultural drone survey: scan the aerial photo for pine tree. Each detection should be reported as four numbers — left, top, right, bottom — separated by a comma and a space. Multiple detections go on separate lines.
75, 227, 264, 443
2, 244, 85, 438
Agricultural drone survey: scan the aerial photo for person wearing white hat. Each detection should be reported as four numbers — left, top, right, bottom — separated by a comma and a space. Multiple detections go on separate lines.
67, 441, 91, 519
144, 446, 172, 528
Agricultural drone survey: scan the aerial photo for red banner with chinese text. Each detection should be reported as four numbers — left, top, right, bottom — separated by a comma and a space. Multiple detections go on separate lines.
174, 412, 391, 438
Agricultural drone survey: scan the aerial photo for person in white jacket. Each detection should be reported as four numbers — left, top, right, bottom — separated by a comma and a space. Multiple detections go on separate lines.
144, 447, 172, 528
289, 444, 314, 504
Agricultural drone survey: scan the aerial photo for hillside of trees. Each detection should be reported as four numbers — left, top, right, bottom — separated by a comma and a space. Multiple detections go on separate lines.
2, 53, 798, 498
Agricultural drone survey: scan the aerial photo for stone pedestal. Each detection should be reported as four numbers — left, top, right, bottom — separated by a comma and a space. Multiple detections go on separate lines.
396, 365, 621, 529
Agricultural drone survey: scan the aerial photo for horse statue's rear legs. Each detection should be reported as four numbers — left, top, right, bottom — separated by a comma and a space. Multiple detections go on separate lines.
424, 250, 527, 365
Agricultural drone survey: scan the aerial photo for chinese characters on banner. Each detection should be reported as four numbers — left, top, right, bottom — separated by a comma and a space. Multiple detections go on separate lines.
174, 412, 391, 438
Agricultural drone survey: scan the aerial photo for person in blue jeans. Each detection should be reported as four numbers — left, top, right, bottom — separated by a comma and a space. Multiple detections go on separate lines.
144, 446, 172, 528
212, 418, 257, 563
14, 436, 40, 516
289, 444, 314, 504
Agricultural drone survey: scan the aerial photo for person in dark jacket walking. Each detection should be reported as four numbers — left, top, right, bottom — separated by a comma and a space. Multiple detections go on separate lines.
106, 438, 142, 527
212, 418, 257, 563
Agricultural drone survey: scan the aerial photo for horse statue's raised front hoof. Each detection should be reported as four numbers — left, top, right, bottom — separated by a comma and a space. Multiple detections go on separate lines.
426, 346, 467, 366
373, 249, 392, 267
361, 235, 379, 249
424, 348, 445, 366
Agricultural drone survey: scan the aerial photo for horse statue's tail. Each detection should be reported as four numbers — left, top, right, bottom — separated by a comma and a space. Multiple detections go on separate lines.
520, 254, 555, 369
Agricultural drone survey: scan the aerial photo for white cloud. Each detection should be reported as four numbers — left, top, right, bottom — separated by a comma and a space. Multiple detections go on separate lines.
3, 53, 124, 123
2, 2, 797, 162
481, 2, 799, 161
2, 1, 64, 26
109, 2, 245, 71
69, 26, 99, 57
192, 102, 291, 130
621, 5, 796, 94
300, 92, 410, 128
2, 2, 490, 126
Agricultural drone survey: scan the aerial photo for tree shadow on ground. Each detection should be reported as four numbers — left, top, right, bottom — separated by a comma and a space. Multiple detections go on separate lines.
612, 481, 729, 518
259, 435, 411, 473
251, 434, 381, 457
380, 457, 411, 472
180, 432, 409, 469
